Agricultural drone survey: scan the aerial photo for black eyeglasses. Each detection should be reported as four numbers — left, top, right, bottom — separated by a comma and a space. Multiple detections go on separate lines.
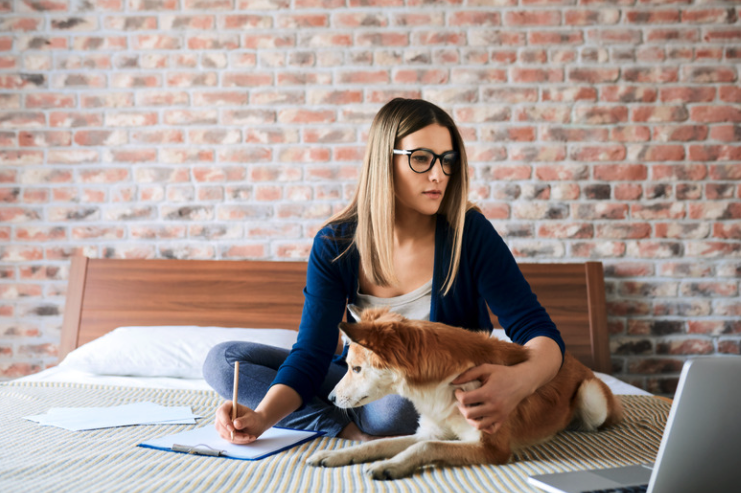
393, 148, 459, 176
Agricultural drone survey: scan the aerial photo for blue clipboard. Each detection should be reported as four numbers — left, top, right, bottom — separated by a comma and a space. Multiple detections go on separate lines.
139, 425, 324, 461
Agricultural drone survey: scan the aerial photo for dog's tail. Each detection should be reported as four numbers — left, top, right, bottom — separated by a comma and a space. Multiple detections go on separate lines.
572, 378, 624, 431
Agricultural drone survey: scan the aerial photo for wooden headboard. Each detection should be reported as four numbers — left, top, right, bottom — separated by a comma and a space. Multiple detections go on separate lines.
60, 257, 610, 373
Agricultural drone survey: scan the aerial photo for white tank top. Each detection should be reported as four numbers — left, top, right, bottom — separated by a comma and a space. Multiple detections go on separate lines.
347, 278, 433, 322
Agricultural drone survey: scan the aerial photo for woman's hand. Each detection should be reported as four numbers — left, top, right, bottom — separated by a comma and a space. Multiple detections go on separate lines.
452, 363, 529, 434
214, 400, 269, 445
452, 336, 562, 435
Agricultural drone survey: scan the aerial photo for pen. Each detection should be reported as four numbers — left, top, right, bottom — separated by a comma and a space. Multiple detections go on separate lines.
231, 361, 239, 441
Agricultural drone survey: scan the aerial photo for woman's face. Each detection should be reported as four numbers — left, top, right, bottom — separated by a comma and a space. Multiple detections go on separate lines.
393, 124, 454, 219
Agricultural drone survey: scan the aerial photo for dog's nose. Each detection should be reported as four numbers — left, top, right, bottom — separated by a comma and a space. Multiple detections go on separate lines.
329, 393, 336, 403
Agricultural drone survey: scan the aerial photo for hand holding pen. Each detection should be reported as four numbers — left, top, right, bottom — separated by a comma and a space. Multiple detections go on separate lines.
214, 361, 272, 444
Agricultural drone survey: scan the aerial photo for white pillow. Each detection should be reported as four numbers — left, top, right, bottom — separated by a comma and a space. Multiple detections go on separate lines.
59, 326, 298, 379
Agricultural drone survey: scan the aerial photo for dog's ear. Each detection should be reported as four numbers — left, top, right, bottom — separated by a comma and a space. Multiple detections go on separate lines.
338, 321, 376, 349
338, 321, 356, 346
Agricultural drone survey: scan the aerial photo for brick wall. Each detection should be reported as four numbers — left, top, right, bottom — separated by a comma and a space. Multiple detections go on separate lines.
1, 1, 739, 394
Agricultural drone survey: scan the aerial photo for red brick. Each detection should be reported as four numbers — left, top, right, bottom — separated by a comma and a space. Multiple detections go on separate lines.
594, 164, 647, 181
705, 183, 735, 200
653, 125, 708, 142
657, 338, 713, 355
686, 241, 741, 258
689, 202, 741, 220
609, 126, 651, 143
307, 89, 362, 106
504, 10, 560, 27
277, 109, 335, 124
601, 85, 657, 103
572, 241, 626, 258
597, 223, 651, 239
574, 106, 627, 124
511, 67, 563, 83
51, 74, 107, 89
0, 363, 43, 379
562, 7, 618, 24
412, 30, 466, 46
542, 86, 596, 102
604, 262, 653, 278
356, 31, 409, 47
367, 89, 421, 104
652, 164, 707, 181
481, 126, 535, 143
703, 125, 741, 142
538, 223, 593, 239
275, 242, 312, 259
655, 223, 710, 239
516, 106, 571, 123
719, 86, 741, 103
626, 241, 683, 259
714, 223, 741, 239
393, 69, 448, 85
573, 203, 628, 220
628, 358, 684, 375
691, 105, 741, 123
682, 66, 737, 84
690, 144, 741, 162
709, 164, 741, 180
451, 68, 507, 84
719, 340, 741, 355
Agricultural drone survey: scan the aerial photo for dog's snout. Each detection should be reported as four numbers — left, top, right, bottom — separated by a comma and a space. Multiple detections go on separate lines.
329, 393, 336, 403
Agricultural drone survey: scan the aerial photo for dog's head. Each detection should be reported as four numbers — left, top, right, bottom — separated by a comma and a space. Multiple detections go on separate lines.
328, 307, 410, 408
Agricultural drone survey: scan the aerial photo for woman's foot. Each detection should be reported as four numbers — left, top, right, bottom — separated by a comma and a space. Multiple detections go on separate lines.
338, 422, 374, 441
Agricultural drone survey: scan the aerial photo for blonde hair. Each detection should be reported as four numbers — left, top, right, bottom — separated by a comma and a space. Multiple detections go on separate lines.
326, 98, 475, 295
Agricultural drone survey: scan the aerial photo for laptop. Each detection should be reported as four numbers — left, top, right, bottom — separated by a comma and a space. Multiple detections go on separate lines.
528, 356, 741, 493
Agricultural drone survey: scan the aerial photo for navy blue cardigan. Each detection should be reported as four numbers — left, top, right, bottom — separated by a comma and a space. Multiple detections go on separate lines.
272, 209, 565, 407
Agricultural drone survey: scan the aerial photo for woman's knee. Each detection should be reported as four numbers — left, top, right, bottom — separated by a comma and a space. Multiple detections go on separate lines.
355, 395, 419, 437
202, 341, 236, 392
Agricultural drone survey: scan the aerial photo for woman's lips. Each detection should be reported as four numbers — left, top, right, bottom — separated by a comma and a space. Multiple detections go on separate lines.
423, 191, 442, 199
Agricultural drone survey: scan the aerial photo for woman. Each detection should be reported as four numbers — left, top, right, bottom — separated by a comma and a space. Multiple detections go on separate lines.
203, 98, 564, 443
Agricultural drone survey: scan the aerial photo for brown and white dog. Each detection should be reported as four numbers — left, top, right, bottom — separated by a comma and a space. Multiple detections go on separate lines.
306, 307, 622, 480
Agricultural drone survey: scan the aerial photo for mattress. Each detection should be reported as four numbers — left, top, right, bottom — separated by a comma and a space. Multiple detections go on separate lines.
3, 325, 659, 492
0, 380, 669, 493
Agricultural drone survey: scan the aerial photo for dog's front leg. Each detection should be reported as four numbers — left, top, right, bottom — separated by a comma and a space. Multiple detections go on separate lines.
306, 435, 420, 468
366, 440, 502, 480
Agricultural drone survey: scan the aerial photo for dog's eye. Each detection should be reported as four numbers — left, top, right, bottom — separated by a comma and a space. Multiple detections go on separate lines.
352, 366, 361, 373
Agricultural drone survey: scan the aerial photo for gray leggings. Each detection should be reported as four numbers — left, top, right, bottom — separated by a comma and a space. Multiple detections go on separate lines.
202, 341, 420, 438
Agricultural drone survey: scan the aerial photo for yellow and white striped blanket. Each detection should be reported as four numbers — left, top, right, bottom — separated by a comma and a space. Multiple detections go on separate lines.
0, 382, 669, 493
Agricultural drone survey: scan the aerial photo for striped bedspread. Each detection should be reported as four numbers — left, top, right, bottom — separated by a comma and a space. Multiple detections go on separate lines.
1, 382, 669, 493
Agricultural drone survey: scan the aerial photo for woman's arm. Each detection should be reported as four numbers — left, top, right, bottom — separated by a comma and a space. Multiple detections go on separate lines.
452, 211, 565, 432
215, 225, 351, 443
452, 336, 561, 433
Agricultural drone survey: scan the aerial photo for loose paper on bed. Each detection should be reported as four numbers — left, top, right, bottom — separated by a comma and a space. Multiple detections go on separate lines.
23, 402, 201, 431
140, 426, 324, 460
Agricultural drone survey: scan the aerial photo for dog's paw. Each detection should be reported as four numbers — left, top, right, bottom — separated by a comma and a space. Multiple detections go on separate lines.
365, 460, 414, 480
306, 450, 356, 468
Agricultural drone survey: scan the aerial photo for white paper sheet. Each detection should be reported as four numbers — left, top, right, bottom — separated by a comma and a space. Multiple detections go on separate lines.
23, 402, 202, 431
140, 425, 322, 460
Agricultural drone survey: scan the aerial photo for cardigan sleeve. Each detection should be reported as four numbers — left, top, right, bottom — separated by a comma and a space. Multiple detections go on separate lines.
270, 226, 349, 408
465, 211, 565, 358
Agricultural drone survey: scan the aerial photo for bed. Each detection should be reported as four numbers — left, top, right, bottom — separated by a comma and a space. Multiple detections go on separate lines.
1, 257, 668, 493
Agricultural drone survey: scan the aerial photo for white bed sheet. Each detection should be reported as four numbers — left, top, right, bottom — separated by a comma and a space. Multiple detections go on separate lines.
14, 366, 652, 396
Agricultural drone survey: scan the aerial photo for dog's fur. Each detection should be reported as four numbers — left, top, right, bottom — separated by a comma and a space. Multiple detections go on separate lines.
306, 307, 623, 480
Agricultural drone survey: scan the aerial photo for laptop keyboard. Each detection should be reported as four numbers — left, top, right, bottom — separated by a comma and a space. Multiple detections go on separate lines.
583, 485, 648, 493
